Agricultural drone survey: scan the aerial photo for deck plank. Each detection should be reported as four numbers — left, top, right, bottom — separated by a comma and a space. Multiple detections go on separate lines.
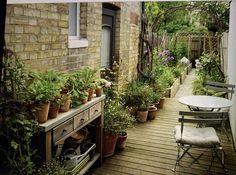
91, 70, 236, 175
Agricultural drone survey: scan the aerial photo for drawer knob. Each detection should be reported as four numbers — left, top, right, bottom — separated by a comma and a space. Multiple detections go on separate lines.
62, 129, 67, 133
94, 109, 98, 113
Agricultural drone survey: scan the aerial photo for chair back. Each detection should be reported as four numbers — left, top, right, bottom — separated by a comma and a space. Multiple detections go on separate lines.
178, 111, 228, 136
204, 80, 235, 100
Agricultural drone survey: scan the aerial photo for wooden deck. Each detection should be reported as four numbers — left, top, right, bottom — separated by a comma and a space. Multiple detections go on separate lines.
91, 70, 236, 175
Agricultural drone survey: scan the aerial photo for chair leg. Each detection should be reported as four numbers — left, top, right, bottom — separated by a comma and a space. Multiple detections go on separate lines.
208, 147, 228, 173
172, 146, 203, 172
172, 146, 181, 172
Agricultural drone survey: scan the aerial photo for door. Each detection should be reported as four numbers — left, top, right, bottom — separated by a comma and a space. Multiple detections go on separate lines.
101, 8, 115, 68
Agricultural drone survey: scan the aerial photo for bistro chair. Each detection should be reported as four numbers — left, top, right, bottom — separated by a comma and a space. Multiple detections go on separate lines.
204, 80, 235, 100
172, 111, 228, 173
205, 80, 235, 141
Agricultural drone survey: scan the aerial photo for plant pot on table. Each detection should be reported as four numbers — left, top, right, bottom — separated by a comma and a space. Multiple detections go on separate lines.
33, 101, 50, 123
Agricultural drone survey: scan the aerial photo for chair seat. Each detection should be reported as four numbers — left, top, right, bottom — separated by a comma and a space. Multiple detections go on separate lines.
174, 126, 220, 147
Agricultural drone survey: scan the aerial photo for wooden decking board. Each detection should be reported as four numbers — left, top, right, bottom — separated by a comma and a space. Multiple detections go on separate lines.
102, 157, 199, 175
91, 72, 236, 175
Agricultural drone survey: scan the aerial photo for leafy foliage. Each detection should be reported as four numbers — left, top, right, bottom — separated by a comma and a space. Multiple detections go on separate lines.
104, 99, 134, 135
0, 49, 39, 174
36, 159, 68, 175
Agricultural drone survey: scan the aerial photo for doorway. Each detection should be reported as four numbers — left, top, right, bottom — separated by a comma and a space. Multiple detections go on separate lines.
101, 8, 115, 68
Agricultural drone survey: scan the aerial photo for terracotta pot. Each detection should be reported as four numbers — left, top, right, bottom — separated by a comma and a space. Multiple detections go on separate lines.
158, 98, 165, 109
34, 101, 50, 123
81, 98, 88, 104
87, 88, 94, 101
48, 104, 59, 119
137, 110, 148, 123
152, 102, 159, 108
148, 106, 157, 120
95, 88, 103, 97
103, 133, 118, 157
59, 97, 71, 112
116, 132, 127, 151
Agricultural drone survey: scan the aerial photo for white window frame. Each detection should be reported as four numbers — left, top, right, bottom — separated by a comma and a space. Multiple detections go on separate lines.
68, 3, 88, 48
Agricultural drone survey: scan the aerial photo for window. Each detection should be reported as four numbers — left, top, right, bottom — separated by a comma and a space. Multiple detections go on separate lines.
68, 3, 88, 48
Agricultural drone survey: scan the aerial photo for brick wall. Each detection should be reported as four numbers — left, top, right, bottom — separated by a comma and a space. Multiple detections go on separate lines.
115, 2, 142, 88
5, 2, 141, 86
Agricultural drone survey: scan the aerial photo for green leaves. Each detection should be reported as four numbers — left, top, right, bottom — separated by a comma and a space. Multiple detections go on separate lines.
104, 100, 135, 135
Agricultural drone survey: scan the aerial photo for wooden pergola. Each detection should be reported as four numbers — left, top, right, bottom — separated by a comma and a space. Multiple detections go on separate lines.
175, 32, 220, 60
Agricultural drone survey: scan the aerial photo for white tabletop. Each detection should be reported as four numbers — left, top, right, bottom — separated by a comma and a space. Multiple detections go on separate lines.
178, 95, 233, 109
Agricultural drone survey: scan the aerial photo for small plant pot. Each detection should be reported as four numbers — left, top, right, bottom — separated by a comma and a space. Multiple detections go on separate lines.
158, 98, 165, 109
148, 106, 157, 120
81, 98, 88, 105
137, 110, 148, 123
34, 101, 50, 123
60, 96, 71, 112
48, 105, 59, 119
95, 87, 103, 97
116, 132, 127, 151
87, 88, 94, 101
152, 102, 159, 108
103, 133, 118, 157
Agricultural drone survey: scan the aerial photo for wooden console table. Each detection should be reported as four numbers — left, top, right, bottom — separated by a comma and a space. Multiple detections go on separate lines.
39, 95, 105, 173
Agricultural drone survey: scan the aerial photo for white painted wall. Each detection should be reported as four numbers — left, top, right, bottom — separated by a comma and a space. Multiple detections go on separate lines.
227, 1, 236, 146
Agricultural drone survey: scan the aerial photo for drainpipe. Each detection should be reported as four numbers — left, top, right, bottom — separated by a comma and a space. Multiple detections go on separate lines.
0, 0, 7, 87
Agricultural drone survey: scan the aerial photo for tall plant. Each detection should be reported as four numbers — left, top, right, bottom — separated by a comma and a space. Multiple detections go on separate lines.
0, 49, 39, 174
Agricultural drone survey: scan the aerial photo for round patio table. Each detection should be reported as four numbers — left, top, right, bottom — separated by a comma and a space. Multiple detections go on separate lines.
178, 95, 233, 111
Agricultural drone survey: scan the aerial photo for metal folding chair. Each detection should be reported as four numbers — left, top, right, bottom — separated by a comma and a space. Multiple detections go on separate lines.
172, 111, 228, 173
204, 80, 235, 100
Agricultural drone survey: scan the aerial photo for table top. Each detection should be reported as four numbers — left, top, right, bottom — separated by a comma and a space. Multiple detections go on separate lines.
178, 95, 233, 109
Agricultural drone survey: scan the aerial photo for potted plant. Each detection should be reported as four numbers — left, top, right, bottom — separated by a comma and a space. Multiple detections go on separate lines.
151, 90, 161, 108
134, 83, 153, 123
28, 79, 60, 123
49, 96, 62, 118
103, 99, 134, 157
116, 107, 135, 151
77, 67, 97, 101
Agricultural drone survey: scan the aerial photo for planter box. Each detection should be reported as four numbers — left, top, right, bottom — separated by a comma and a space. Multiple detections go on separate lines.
180, 67, 188, 84
165, 77, 181, 98
187, 63, 192, 74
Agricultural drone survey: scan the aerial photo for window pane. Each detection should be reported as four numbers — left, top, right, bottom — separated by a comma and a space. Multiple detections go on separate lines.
101, 27, 111, 67
69, 3, 77, 36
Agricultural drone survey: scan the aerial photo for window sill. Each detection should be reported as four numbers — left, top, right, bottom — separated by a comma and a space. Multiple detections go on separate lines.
68, 39, 88, 49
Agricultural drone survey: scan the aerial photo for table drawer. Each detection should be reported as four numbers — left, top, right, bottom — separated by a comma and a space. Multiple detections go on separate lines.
89, 102, 102, 119
53, 119, 73, 143
74, 110, 89, 129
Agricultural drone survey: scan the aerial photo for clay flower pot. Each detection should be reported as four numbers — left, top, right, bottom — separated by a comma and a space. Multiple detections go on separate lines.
148, 106, 157, 120
34, 101, 50, 123
87, 88, 94, 101
103, 133, 118, 157
116, 132, 128, 151
48, 104, 59, 119
59, 96, 71, 112
137, 110, 148, 123
95, 87, 103, 97
158, 98, 165, 109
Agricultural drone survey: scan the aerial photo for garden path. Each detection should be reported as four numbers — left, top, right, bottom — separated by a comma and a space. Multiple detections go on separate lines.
91, 69, 236, 175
